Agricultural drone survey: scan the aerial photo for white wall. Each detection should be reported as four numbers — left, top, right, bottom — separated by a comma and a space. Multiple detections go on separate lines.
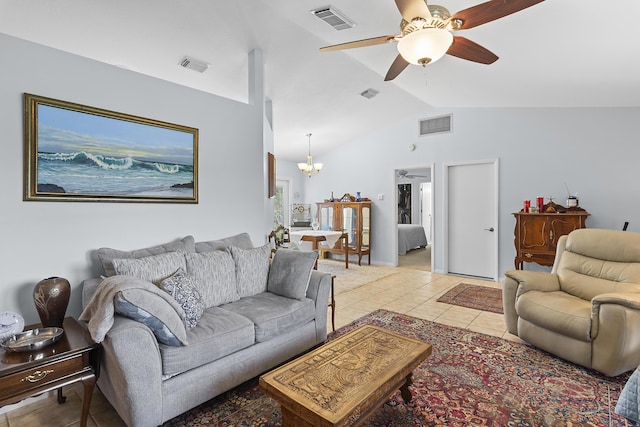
296, 107, 640, 276
0, 34, 269, 323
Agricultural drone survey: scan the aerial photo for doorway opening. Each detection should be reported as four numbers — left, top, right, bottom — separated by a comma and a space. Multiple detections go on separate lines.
395, 166, 433, 271
274, 178, 292, 229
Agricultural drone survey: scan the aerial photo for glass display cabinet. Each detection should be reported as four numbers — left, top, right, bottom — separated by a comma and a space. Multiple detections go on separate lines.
316, 201, 371, 265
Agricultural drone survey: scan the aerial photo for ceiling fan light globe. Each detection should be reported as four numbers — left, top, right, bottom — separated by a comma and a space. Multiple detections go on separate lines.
397, 28, 453, 66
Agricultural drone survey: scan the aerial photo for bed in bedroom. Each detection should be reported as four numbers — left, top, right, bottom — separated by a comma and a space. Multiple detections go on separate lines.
398, 224, 428, 255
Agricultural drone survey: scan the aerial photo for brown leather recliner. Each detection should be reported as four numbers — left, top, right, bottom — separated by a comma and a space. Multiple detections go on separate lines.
503, 228, 640, 376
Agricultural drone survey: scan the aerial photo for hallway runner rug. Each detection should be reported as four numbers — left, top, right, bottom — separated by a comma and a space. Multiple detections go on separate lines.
437, 282, 504, 313
164, 309, 630, 427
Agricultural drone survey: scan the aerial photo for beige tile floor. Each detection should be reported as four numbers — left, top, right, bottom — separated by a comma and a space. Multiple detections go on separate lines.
1, 258, 520, 426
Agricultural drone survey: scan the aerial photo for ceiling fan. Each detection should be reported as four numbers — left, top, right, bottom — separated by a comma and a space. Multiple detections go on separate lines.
398, 169, 429, 179
320, 0, 544, 81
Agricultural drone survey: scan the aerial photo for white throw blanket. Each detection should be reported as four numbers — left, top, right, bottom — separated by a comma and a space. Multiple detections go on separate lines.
79, 275, 183, 343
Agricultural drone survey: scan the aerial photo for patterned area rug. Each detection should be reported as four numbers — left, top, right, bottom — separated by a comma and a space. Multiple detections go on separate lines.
164, 310, 630, 426
437, 283, 504, 314
317, 259, 398, 295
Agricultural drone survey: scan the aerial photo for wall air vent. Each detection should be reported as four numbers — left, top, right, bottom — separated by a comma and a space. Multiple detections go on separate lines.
179, 56, 209, 73
311, 6, 356, 31
419, 114, 452, 136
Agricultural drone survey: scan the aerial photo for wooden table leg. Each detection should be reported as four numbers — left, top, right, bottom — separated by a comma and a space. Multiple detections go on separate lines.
301, 235, 326, 270
341, 233, 349, 269
56, 387, 66, 404
80, 373, 96, 427
400, 372, 414, 403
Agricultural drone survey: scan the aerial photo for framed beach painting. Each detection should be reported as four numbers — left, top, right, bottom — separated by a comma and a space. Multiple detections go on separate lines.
23, 93, 198, 203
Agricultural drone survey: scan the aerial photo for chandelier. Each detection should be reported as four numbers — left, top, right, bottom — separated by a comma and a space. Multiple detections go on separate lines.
297, 133, 323, 178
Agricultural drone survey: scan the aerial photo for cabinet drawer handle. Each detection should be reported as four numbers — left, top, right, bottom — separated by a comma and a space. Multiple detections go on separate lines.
525, 253, 533, 258
21, 369, 54, 383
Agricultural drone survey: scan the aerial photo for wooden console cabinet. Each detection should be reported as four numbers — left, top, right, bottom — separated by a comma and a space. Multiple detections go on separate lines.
317, 201, 371, 265
513, 202, 589, 269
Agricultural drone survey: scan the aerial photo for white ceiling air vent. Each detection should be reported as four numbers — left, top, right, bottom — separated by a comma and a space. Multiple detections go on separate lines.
311, 6, 356, 31
179, 56, 209, 73
360, 88, 379, 99
419, 114, 452, 136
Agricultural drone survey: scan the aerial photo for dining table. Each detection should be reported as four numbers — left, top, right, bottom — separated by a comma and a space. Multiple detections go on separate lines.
289, 230, 348, 269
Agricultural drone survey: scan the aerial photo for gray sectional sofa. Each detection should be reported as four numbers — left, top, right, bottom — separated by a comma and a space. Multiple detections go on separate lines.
80, 233, 331, 427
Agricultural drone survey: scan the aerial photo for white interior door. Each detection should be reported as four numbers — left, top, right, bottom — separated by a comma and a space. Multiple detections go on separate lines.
420, 183, 432, 243
445, 160, 498, 279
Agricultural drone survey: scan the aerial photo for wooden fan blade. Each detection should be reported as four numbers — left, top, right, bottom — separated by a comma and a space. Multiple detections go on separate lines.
384, 54, 410, 81
320, 35, 397, 52
395, 0, 431, 23
446, 36, 498, 64
451, 0, 544, 30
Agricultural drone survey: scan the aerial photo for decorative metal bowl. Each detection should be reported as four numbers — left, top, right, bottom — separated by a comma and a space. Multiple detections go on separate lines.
0, 327, 64, 352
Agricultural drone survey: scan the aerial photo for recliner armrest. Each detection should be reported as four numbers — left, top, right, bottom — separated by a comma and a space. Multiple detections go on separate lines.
504, 270, 561, 296
592, 292, 640, 311
591, 292, 640, 337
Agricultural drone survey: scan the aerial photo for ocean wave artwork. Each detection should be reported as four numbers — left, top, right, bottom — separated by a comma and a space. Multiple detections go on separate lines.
28, 97, 198, 201
37, 151, 194, 196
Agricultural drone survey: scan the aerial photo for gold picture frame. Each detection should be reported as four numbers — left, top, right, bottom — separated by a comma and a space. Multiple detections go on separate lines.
24, 93, 198, 203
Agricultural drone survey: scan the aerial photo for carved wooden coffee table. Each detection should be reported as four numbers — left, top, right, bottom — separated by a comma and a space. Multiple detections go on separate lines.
259, 325, 432, 427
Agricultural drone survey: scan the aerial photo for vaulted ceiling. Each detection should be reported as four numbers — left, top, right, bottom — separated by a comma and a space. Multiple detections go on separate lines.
1, 0, 638, 161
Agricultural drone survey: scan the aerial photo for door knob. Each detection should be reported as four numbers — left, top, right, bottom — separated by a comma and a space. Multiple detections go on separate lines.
484, 227, 495, 232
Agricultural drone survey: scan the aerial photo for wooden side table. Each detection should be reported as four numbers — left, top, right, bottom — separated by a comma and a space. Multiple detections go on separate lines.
0, 317, 100, 427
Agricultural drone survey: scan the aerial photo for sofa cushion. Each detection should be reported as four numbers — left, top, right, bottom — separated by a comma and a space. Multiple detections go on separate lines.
222, 292, 315, 342
98, 236, 195, 276
159, 268, 205, 329
268, 250, 317, 300
113, 290, 187, 346
516, 290, 592, 341
159, 307, 255, 376
112, 252, 187, 286
195, 233, 253, 252
231, 244, 271, 298
185, 250, 239, 308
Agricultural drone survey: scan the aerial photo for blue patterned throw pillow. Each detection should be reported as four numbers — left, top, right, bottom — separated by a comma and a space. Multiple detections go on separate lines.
113, 293, 186, 346
160, 268, 205, 329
